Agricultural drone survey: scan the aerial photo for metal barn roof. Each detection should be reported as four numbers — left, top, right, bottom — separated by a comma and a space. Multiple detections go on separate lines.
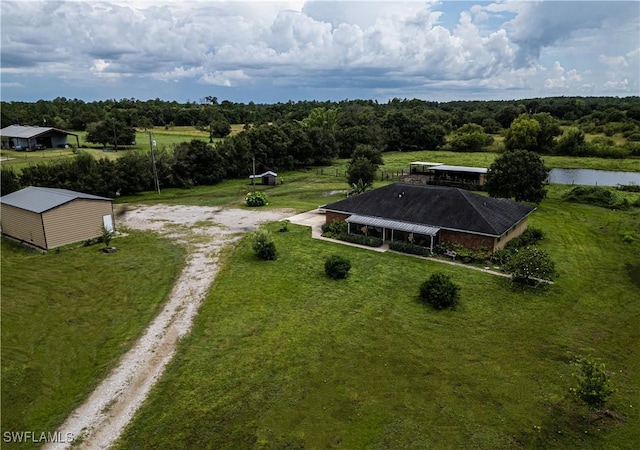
249, 171, 278, 179
0, 125, 78, 139
0, 187, 111, 214
346, 214, 441, 236
429, 164, 488, 174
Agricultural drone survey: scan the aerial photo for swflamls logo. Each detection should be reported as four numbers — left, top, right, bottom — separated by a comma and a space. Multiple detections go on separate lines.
3, 431, 74, 443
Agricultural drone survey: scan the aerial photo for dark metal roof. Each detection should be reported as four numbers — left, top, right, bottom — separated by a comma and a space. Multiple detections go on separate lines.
0, 187, 111, 214
323, 183, 535, 237
0, 125, 78, 139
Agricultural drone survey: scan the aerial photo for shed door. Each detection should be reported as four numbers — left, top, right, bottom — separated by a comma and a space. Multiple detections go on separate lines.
103, 214, 114, 232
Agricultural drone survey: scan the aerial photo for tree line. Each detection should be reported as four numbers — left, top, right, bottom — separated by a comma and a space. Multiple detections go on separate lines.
3, 96, 639, 136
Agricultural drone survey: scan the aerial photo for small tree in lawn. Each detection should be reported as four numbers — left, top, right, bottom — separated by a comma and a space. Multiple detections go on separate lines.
419, 272, 460, 310
504, 246, 557, 286
571, 357, 615, 410
324, 255, 351, 279
251, 229, 277, 260
101, 225, 114, 248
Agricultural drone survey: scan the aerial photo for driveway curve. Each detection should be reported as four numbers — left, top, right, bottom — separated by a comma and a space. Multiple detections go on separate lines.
45, 205, 294, 450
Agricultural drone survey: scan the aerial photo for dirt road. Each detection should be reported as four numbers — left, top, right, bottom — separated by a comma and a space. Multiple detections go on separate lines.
45, 205, 293, 450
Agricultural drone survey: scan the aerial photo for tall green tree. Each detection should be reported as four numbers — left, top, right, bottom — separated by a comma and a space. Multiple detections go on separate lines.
1, 166, 21, 195
209, 117, 231, 140
346, 156, 377, 187
447, 123, 494, 152
300, 107, 339, 132
85, 119, 136, 150
173, 139, 226, 187
485, 150, 549, 203
504, 113, 561, 153
504, 115, 541, 152
532, 112, 562, 152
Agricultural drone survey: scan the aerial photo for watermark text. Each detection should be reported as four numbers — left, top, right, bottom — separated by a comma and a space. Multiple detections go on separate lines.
3, 431, 75, 444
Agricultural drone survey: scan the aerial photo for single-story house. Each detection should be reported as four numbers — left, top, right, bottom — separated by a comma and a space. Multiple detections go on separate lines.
405, 162, 488, 189
249, 171, 278, 185
0, 187, 114, 250
322, 183, 535, 252
0, 125, 80, 151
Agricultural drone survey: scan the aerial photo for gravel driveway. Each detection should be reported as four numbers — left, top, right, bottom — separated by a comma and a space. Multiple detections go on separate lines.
45, 204, 294, 450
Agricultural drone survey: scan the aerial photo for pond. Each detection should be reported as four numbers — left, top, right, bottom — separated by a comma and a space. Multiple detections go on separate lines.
548, 168, 640, 186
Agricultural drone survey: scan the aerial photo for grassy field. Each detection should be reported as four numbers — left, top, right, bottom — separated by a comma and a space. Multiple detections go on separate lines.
114, 149, 640, 214
113, 184, 640, 449
0, 232, 184, 448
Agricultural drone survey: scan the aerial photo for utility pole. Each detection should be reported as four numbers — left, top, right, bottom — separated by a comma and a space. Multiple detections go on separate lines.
149, 132, 160, 195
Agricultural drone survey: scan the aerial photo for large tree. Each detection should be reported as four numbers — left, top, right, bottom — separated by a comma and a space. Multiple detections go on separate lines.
85, 119, 136, 150
485, 150, 549, 203
346, 156, 377, 187
504, 113, 561, 153
447, 123, 494, 152
173, 139, 226, 187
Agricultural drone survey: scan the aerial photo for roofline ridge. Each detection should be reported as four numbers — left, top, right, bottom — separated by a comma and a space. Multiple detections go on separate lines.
457, 189, 500, 234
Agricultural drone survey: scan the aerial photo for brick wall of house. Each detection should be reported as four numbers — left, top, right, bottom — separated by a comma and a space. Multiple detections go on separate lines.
440, 229, 496, 251
325, 211, 350, 225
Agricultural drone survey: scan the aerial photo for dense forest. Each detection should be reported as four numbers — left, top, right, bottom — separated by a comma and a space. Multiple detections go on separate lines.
1, 96, 639, 198
2, 96, 640, 134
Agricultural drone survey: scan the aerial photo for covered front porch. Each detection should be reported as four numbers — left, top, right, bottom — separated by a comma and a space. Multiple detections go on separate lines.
345, 214, 440, 253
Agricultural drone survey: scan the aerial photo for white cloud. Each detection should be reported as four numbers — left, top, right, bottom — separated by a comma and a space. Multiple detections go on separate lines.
199, 70, 249, 86
0, 0, 638, 102
544, 61, 581, 89
604, 79, 629, 90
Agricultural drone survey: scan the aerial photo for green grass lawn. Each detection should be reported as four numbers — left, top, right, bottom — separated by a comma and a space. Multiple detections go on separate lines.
0, 232, 184, 448
115, 187, 640, 449
116, 169, 355, 211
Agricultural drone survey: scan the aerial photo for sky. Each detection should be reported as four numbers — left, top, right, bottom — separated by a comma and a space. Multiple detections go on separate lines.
1, 0, 639, 104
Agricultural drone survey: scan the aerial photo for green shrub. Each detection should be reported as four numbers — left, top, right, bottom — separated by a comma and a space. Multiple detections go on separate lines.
491, 248, 514, 265
278, 220, 290, 232
419, 272, 460, 310
623, 142, 640, 156
616, 183, 640, 193
245, 191, 269, 207
336, 233, 383, 247
251, 230, 277, 260
389, 240, 431, 256
505, 227, 546, 250
324, 255, 351, 279
563, 186, 629, 210
626, 132, 640, 142
571, 357, 615, 410
321, 219, 348, 237
504, 246, 557, 286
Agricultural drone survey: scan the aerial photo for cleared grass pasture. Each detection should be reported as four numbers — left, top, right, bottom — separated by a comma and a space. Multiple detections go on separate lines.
115, 187, 640, 449
0, 232, 184, 449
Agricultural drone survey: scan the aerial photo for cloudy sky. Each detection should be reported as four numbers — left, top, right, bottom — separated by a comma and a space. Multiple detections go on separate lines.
1, 0, 638, 103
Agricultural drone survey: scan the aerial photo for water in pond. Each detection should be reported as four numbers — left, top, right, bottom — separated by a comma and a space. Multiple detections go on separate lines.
548, 168, 640, 187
